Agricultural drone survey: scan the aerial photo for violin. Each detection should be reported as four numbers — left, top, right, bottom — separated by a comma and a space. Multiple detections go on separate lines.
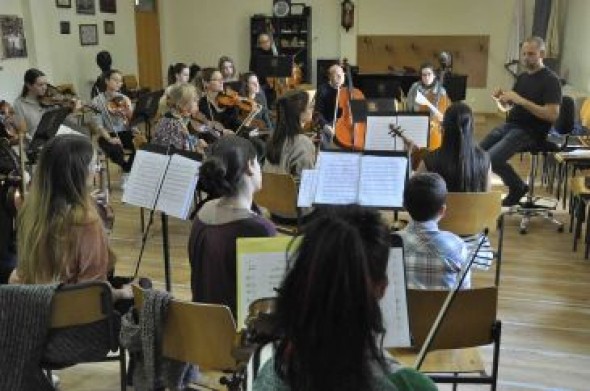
106, 95, 132, 123
334, 59, 366, 150
388, 124, 428, 170
216, 89, 257, 113
0, 101, 19, 142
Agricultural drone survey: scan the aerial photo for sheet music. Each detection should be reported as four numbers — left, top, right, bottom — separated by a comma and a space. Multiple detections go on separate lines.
365, 116, 398, 151
314, 152, 361, 204
122, 150, 169, 209
155, 154, 201, 219
297, 169, 318, 208
236, 236, 295, 328
380, 247, 411, 348
396, 115, 430, 149
358, 155, 407, 208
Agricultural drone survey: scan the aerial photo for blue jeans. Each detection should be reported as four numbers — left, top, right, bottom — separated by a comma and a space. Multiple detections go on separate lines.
480, 123, 539, 194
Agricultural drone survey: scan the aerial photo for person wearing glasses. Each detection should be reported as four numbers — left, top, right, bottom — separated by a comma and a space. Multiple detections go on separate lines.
406, 62, 447, 122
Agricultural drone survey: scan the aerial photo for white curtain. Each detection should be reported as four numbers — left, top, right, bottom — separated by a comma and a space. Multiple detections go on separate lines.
505, 0, 526, 76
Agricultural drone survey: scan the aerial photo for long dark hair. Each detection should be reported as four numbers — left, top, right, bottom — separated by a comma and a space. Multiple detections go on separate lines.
167, 62, 188, 85
21, 68, 45, 98
266, 90, 308, 165
427, 102, 489, 192
198, 135, 257, 198
274, 206, 390, 391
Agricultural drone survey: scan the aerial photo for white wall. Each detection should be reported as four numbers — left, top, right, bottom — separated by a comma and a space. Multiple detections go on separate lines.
0, 0, 138, 103
561, 0, 590, 94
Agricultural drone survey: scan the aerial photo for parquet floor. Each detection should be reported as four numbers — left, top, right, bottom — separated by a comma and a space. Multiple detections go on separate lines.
56, 115, 590, 390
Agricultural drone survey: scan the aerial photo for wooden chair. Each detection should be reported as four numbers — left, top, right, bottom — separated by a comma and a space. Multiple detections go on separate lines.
133, 286, 238, 371
439, 191, 504, 286
45, 281, 126, 391
389, 287, 501, 391
254, 172, 301, 234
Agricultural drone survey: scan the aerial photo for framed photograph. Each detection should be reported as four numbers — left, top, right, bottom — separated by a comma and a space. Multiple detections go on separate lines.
104, 20, 114, 35
60, 21, 70, 34
56, 0, 72, 8
99, 0, 116, 14
76, 0, 96, 15
0, 16, 28, 58
79, 24, 98, 46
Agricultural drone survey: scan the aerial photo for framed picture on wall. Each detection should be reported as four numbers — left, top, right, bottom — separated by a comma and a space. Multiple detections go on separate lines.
104, 20, 114, 35
56, 0, 72, 8
60, 21, 70, 34
0, 15, 28, 58
79, 24, 98, 46
76, 0, 96, 15
99, 0, 116, 14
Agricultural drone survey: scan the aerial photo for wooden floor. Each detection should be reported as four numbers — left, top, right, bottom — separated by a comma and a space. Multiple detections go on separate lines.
55, 115, 590, 390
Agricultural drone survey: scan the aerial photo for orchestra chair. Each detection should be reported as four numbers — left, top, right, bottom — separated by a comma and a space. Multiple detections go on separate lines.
580, 97, 590, 130
507, 96, 576, 234
439, 191, 504, 286
44, 281, 127, 391
388, 287, 501, 391
122, 74, 150, 101
254, 172, 301, 235
133, 285, 239, 390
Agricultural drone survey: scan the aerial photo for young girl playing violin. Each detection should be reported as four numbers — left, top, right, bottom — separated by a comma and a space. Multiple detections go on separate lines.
91, 69, 136, 177
241, 72, 273, 131
13, 68, 82, 142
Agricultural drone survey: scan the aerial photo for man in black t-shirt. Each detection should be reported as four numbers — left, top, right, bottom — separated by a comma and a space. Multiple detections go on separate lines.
250, 33, 276, 105
480, 36, 561, 206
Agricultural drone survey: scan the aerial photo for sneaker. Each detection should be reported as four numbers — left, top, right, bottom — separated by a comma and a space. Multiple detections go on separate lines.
502, 184, 529, 207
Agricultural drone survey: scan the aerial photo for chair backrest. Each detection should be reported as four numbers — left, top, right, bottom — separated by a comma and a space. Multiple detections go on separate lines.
554, 95, 575, 135
439, 191, 502, 236
50, 281, 111, 328
407, 286, 498, 350
254, 172, 299, 217
55, 83, 76, 96
123, 74, 139, 90
580, 97, 590, 129
133, 285, 238, 371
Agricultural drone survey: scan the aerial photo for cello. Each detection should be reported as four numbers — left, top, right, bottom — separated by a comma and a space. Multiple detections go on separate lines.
414, 68, 450, 151
334, 60, 366, 150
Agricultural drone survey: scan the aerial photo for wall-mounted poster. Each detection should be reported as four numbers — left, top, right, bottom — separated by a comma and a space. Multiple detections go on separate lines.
0, 15, 27, 59
79, 24, 98, 46
60, 21, 71, 34
100, 0, 116, 14
76, 0, 96, 15
56, 0, 72, 8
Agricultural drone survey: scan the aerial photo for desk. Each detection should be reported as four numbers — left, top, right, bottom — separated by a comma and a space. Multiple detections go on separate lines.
553, 150, 590, 209
569, 176, 590, 258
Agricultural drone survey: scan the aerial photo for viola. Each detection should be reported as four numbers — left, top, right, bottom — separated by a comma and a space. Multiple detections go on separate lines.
334, 60, 366, 150
216, 90, 256, 113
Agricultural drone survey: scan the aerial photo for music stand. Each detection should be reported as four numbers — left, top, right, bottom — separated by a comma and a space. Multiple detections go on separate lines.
257, 55, 293, 78
129, 89, 164, 140
27, 108, 70, 163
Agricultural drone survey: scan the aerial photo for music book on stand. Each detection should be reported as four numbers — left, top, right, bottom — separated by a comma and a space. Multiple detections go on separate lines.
364, 112, 430, 152
298, 150, 408, 209
122, 145, 201, 220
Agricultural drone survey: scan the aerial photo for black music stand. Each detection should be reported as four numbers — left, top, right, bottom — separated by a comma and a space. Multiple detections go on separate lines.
27, 107, 70, 163
257, 55, 293, 78
129, 89, 164, 140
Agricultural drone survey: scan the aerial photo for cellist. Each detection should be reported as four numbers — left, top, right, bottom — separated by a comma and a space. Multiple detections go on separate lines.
313, 63, 345, 146
406, 62, 449, 150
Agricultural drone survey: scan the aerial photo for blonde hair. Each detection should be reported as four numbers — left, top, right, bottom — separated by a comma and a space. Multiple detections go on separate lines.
168, 83, 197, 112
16, 135, 113, 283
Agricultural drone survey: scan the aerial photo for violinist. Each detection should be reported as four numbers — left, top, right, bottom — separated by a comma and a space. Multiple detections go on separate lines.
198, 68, 241, 131
218, 56, 239, 83
153, 83, 207, 154
313, 63, 345, 143
90, 69, 135, 181
13, 68, 82, 142
241, 72, 273, 131
406, 62, 447, 121
156, 62, 190, 119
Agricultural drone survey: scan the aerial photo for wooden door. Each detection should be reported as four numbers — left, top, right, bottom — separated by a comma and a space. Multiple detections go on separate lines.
135, 2, 162, 91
